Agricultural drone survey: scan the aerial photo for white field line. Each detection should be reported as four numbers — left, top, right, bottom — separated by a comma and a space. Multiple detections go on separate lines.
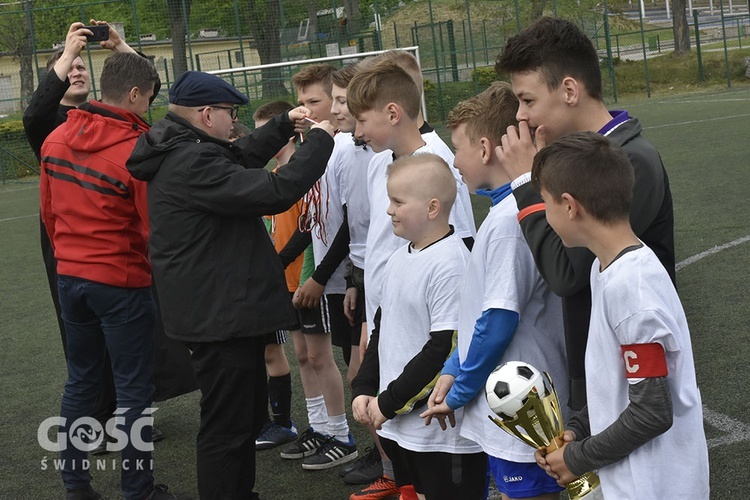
676, 235, 750, 271
703, 406, 750, 448
0, 185, 38, 193
643, 113, 750, 130
677, 236, 750, 447
0, 213, 36, 223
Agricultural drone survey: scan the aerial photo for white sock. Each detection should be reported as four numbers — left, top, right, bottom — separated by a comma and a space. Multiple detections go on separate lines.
306, 395, 327, 434
327, 413, 350, 443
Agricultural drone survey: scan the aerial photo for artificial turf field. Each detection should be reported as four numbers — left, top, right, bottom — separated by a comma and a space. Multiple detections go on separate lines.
1, 85, 749, 499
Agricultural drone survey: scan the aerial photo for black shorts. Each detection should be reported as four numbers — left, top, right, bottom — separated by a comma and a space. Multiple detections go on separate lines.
258, 330, 288, 346
298, 294, 350, 347
379, 436, 488, 500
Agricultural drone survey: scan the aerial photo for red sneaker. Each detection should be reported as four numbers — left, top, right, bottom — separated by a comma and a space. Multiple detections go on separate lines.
349, 475, 400, 500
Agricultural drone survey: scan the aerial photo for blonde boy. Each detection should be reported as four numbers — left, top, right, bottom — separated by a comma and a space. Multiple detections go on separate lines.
352, 154, 486, 499
531, 132, 709, 499
420, 82, 568, 500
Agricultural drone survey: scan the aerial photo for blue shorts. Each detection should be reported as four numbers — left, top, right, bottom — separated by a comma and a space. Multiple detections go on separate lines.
489, 455, 563, 498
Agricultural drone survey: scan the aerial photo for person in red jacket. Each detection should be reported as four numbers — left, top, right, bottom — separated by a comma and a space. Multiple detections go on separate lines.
40, 52, 183, 500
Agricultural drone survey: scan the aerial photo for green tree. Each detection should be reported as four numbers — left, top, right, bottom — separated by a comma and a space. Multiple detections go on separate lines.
672, 0, 691, 54
0, 0, 36, 108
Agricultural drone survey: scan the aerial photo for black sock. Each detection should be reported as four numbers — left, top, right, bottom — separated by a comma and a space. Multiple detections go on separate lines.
268, 373, 292, 428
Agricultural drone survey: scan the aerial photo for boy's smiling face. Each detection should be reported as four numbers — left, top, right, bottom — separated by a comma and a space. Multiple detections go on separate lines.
354, 106, 393, 153
386, 169, 431, 243
331, 84, 356, 133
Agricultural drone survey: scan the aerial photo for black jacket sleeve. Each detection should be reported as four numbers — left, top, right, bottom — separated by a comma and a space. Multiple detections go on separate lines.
377, 329, 455, 419
278, 229, 312, 268
311, 207, 351, 285
513, 182, 595, 297
22, 70, 70, 162
186, 127, 334, 217
233, 111, 298, 169
563, 377, 673, 476
351, 307, 382, 400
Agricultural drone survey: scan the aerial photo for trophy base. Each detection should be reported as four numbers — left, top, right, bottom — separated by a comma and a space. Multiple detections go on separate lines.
566, 478, 604, 500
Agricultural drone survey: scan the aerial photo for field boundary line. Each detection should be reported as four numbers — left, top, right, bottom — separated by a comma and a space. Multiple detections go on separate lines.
676, 235, 750, 271
0, 214, 36, 223
703, 406, 750, 448
643, 113, 750, 130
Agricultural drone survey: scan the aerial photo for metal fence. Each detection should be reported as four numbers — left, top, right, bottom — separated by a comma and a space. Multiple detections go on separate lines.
0, 0, 748, 182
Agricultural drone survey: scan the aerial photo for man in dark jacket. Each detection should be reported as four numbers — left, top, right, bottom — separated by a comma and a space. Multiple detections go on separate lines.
493, 17, 675, 411
127, 71, 336, 499
41, 52, 182, 500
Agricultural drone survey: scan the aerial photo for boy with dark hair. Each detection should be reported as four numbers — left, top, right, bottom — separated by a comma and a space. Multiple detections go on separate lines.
531, 132, 709, 499
495, 16, 675, 411
421, 82, 568, 500
40, 51, 178, 500
352, 154, 486, 499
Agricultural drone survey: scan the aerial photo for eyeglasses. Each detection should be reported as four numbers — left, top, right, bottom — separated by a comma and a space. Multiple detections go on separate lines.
198, 105, 239, 120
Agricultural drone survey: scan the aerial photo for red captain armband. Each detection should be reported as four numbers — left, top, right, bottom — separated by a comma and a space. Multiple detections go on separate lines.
517, 203, 545, 223
620, 343, 668, 379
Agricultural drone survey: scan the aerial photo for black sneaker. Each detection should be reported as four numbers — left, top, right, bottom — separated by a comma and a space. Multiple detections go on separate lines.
279, 427, 326, 459
145, 484, 194, 500
66, 485, 101, 500
301, 434, 358, 470
343, 446, 383, 484
338, 445, 378, 477
256, 421, 298, 450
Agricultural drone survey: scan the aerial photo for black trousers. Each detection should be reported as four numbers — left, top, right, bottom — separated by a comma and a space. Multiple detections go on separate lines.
187, 336, 268, 500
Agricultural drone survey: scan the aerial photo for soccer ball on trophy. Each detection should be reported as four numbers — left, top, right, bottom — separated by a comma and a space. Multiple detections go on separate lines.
484, 361, 547, 419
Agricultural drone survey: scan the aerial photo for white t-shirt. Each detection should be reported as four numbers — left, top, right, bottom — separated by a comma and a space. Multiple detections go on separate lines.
364, 143, 476, 326
423, 129, 476, 239
587, 245, 709, 499
338, 134, 375, 270
309, 132, 350, 294
377, 234, 482, 454
456, 194, 568, 462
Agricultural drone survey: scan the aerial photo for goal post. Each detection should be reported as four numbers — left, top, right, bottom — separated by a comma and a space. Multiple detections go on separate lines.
206, 46, 429, 123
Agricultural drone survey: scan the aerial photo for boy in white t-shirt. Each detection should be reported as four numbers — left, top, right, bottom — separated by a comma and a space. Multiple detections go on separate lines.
531, 132, 709, 499
420, 83, 568, 500
346, 58, 476, 339
351, 154, 486, 499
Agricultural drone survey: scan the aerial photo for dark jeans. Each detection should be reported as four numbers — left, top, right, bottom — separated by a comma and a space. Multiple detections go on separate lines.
40, 218, 117, 424
187, 337, 267, 500
58, 276, 156, 499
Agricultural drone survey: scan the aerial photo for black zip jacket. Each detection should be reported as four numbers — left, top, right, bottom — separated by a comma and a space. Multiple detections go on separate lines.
127, 111, 334, 342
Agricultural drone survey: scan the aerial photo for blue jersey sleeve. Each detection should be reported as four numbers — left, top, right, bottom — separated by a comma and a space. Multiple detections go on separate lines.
445, 308, 519, 410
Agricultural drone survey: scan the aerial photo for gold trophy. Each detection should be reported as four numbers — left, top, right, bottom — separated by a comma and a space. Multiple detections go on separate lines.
485, 361, 602, 500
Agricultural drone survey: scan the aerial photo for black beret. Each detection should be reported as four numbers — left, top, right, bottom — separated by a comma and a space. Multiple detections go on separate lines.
169, 71, 249, 107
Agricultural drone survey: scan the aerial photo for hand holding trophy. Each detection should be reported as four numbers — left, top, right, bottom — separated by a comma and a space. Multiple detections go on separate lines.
485, 361, 603, 500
